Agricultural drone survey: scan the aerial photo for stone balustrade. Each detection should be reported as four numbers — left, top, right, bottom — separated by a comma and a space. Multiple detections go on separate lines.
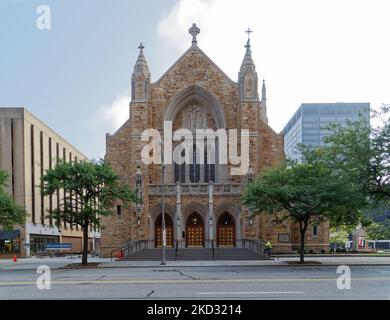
148, 183, 242, 196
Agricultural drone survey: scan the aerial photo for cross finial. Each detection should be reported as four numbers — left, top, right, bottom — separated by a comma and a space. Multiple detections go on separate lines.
138, 42, 144, 52
189, 23, 200, 45
245, 27, 253, 40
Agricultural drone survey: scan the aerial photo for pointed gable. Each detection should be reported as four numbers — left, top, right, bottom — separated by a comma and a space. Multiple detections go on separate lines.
154, 45, 236, 87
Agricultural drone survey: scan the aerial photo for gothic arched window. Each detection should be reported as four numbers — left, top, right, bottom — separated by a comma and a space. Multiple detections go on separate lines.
174, 149, 186, 184
190, 144, 201, 183
204, 147, 215, 183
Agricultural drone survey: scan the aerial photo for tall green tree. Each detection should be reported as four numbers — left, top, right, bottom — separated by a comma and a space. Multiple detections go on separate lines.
0, 170, 25, 230
41, 159, 137, 265
325, 105, 390, 203
325, 105, 390, 239
242, 147, 368, 262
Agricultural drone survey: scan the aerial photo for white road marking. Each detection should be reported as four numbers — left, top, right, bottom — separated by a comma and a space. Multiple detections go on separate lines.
197, 291, 304, 295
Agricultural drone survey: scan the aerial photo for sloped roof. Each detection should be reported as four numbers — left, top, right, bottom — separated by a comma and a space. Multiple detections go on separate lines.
154, 44, 237, 85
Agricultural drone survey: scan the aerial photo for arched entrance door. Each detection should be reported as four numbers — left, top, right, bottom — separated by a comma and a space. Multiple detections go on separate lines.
186, 212, 204, 247
217, 212, 235, 247
155, 214, 174, 248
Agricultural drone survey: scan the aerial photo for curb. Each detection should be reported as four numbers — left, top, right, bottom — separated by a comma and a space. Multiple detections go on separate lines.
93, 263, 390, 269
3, 263, 390, 271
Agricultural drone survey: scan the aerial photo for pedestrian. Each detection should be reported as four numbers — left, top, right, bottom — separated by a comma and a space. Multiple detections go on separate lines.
265, 240, 272, 257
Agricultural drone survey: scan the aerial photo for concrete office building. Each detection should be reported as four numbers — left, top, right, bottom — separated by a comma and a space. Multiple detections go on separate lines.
282, 103, 370, 162
0, 108, 100, 258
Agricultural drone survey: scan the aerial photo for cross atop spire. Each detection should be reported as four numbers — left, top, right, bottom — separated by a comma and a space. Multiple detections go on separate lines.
244, 28, 253, 55
245, 27, 253, 41
138, 42, 144, 52
189, 23, 200, 45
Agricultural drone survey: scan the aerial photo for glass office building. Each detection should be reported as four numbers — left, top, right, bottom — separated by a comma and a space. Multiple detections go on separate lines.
282, 103, 370, 161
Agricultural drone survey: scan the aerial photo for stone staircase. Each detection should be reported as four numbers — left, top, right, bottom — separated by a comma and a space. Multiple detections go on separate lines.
121, 247, 268, 261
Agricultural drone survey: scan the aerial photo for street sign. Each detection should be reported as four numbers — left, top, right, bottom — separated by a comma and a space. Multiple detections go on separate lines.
46, 243, 72, 251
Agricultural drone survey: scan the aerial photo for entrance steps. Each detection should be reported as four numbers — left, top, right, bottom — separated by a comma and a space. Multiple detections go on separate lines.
121, 247, 268, 261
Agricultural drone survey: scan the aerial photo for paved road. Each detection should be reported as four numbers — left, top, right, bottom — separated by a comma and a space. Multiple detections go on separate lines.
1, 265, 389, 299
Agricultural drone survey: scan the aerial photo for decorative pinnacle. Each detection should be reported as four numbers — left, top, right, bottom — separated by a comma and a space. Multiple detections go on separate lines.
189, 23, 200, 45
138, 42, 145, 52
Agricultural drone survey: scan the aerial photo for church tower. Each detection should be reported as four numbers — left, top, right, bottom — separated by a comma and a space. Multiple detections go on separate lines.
131, 43, 150, 102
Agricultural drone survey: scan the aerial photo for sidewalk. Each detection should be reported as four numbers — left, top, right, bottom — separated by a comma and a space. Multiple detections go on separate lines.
2, 255, 390, 270
99, 256, 390, 268
0, 256, 111, 270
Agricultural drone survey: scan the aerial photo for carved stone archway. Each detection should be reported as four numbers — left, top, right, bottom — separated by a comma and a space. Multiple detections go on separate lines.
149, 203, 176, 245
214, 202, 241, 246
181, 202, 208, 244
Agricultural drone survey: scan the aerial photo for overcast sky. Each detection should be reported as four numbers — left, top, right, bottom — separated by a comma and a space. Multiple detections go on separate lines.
1, 0, 389, 159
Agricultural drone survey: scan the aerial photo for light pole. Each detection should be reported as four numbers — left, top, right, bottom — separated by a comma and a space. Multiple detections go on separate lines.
160, 139, 166, 265
135, 163, 143, 226
246, 166, 255, 226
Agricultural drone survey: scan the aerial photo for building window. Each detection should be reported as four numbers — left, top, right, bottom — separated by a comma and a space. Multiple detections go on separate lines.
63, 147, 67, 229
74, 156, 78, 230
40, 131, 44, 225
31, 125, 35, 223
56, 142, 60, 227
48, 137, 53, 226
69, 152, 73, 229
174, 149, 186, 183
204, 148, 215, 183
189, 145, 200, 183
10, 119, 15, 200
117, 205, 122, 215
312, 225, 319, 237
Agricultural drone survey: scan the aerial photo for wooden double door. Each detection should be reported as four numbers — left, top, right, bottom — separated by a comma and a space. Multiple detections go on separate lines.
217, 212, 235, 247
155, 214, 174, 247
186, 212, 204, 247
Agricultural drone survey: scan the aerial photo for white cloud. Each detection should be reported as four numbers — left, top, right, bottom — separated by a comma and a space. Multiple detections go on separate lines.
83, 93, 130, 159
86, 93, 130, 133
157, 0, 390, 132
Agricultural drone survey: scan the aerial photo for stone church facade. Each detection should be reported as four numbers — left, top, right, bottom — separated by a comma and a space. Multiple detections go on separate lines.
100, 25, 329, 257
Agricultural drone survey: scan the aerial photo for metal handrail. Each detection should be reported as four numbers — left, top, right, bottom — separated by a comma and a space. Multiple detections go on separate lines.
242, 239, 268, 258
110, 240, 149, 261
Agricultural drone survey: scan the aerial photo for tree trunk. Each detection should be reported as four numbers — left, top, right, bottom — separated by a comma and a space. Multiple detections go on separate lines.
82, 223, 89, 265
300, 230, 305, 263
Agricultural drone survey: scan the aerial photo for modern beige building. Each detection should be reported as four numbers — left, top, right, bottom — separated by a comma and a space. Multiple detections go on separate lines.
0, 107, 100, 258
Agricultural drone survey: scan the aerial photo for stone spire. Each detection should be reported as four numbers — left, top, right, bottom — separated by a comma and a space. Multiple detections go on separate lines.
260, 79, 268, 123
131, 43, 151, 102
261, 79, 267, 103
238, 33, 259, 102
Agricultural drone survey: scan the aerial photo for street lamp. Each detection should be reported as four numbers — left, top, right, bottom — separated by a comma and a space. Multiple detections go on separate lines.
135, 162, 143, 226
159, 139, 167, 265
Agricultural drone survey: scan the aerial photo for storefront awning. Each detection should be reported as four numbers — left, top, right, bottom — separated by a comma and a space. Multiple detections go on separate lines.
0, 230, 20, 240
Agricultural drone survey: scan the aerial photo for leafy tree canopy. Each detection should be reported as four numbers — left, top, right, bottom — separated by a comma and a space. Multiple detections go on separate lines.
0, 170, 25, 230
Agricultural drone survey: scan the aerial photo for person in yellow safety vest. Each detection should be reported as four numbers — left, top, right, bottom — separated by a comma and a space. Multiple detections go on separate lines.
265, 241, 272, 257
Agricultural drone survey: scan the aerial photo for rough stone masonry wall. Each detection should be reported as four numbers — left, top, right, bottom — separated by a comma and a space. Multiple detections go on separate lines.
100, 47, 330, 256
